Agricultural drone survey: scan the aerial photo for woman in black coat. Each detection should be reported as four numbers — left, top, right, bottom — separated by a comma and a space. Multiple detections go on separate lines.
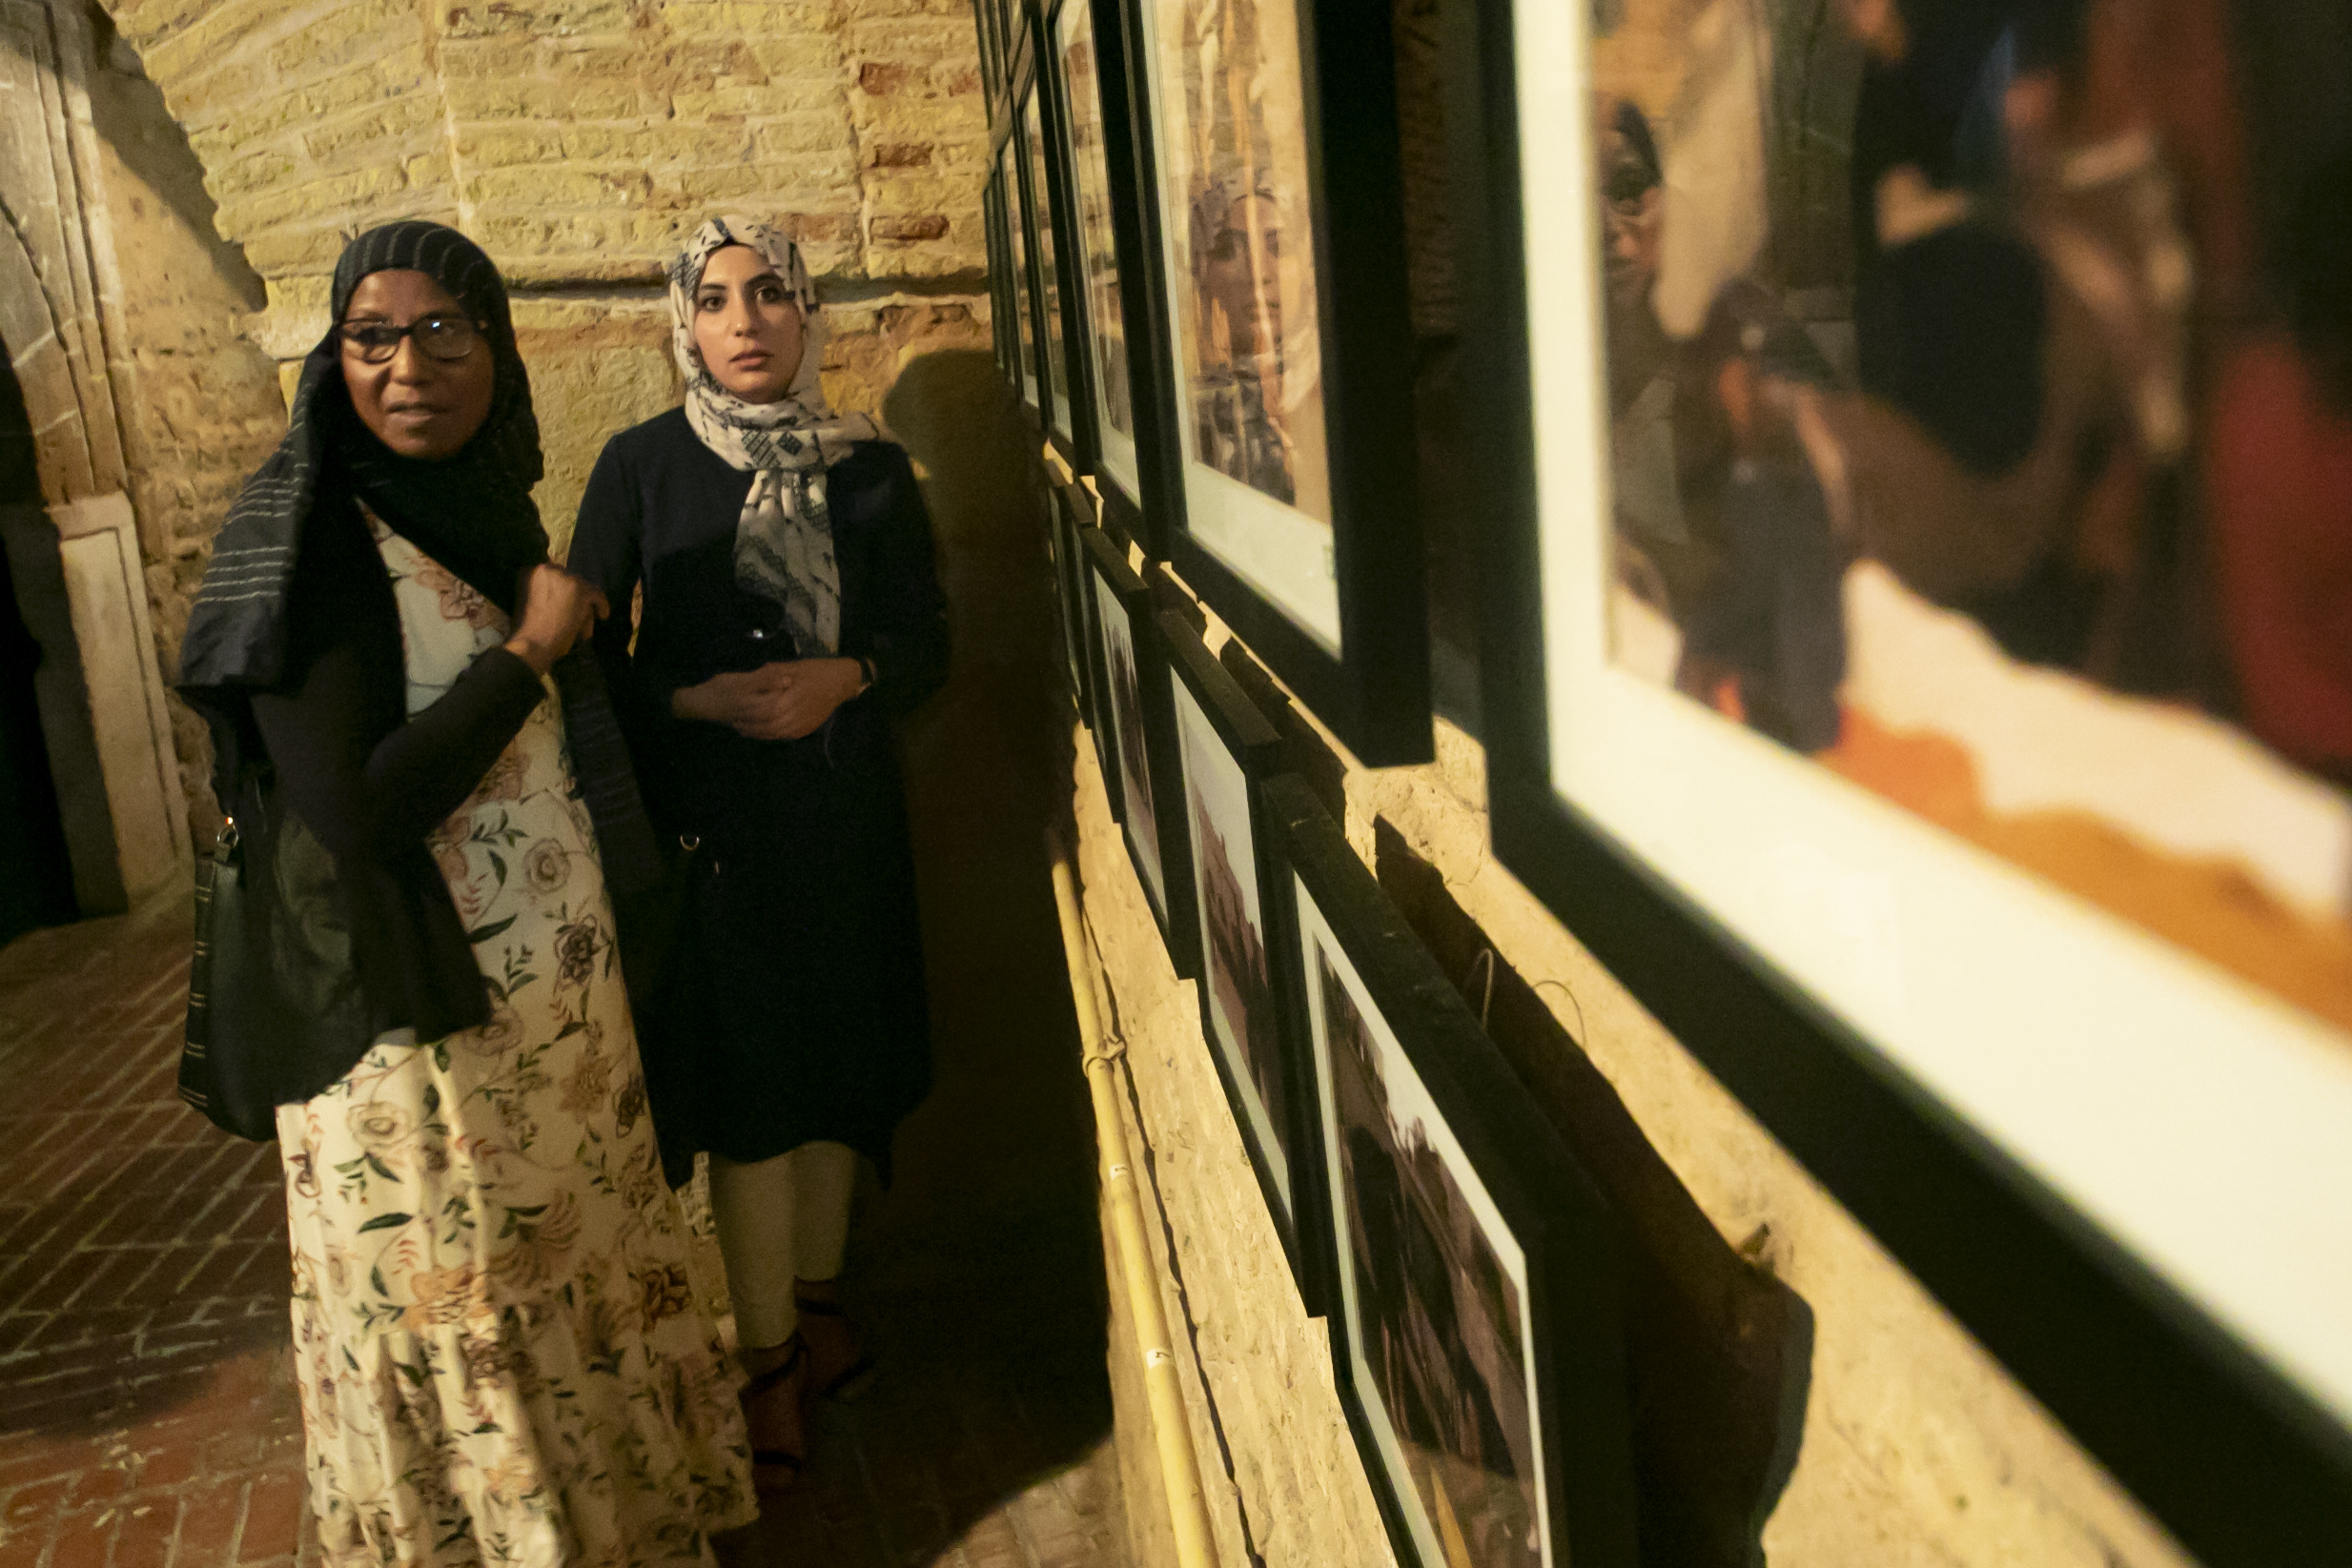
567, 215, 948, 1487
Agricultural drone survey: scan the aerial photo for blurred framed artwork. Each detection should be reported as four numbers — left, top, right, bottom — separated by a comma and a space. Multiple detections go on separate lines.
999, 120, 1041, 418
1159, 613, 1314, 1290
1051, 478, 1099, 727
1265, 773, 1636, 1568
1444, 0, 2352, 1558
1021, 70, 1079, 451
1046, 0, 1136, 491
1125, 0, 1431, 764
985, 161, 1021, 398
1083, 524, 1201, 978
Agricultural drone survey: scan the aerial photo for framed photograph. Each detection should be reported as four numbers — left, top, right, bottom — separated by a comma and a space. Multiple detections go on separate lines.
985, 163, 1021, 397
1083, 523, 1200, 978
1444, 1, 2352, 1559
973, 0, 1002, 105
1125, 0, 1431, 764
1266, 772, 1636, 1568
1159, 613, 1312, 1287
1045, 0, 1134, 491
1020, 69, 1080, 449
998, 119, 1040, 417
1050, 477, 1098, 726
1030, 0, 1099, 469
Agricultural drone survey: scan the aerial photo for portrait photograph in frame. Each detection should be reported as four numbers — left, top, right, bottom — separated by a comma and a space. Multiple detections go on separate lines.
1083, 524, 1200, 978
1045, 0, 1131, 486
1442, 0, 2352, 1558
1124, 0, 1431, 764
1000, 119, 1042, 419
1021, 68, 1079, 452
1266, 773, 1636, 1568
1159, 612, 1313, 1290
1051, 477, 1099, 727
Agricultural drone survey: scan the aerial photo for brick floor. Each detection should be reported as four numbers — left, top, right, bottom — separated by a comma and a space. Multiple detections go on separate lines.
0, 893, 314, 1568
0, 873, 1126, 1568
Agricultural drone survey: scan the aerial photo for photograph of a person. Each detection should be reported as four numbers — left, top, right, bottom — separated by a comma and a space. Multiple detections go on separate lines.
1174, 678, 1287, 1209
1095, 571, 1167, 912
1312, 928, 1546, 1568
1059, 0, 1135, 449
1149, 0, 1332, 522
1024, 88, 1074, 435
1587, 0, 2352, 1033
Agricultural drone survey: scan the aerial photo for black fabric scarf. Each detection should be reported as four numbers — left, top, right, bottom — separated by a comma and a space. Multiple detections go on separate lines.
179, 221, 665, 994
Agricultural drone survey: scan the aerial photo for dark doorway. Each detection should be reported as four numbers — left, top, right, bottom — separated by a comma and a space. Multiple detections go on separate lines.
0, 356, 75, 946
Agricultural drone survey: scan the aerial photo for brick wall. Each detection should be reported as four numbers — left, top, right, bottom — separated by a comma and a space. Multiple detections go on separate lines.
1071, 621, 2199, 1568
81, 12, 287, 835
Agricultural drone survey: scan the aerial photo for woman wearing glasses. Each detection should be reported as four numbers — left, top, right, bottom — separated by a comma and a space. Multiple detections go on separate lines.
567, 216, 949, 1489
176, 222, 755, 1566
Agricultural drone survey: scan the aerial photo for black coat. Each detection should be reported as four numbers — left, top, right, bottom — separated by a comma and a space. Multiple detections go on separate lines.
568, 409, 949, 1173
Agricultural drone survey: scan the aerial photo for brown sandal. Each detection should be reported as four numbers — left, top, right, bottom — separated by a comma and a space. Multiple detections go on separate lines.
794, 1283, 879, 1402
740, 1333, 809, 1489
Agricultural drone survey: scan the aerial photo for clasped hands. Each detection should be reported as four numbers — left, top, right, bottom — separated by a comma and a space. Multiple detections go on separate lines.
671, 658, 866, 742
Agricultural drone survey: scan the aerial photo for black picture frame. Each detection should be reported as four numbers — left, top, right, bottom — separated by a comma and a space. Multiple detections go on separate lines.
996, 114, 1040, 417
1115, 0, 1431, 765
1029, 0, 1101, 473
1265, 772, 1637, 1568
1081, 523, 1200, 979
972, 0, 1003, 106
1159, 614, 1316, 1297
984, 160, 1021, 398
1048, 0, 1179, 562
1050, 476, 1099, 728
1439, 1, 2352, 1563
1015, 61, 1078, 451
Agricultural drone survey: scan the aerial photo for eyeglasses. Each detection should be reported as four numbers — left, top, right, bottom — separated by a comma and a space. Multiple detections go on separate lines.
337, 316, 483, 364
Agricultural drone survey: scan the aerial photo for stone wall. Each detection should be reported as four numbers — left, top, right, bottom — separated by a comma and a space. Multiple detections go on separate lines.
1068, 605, 2202, 1568
80, 8, 287, 834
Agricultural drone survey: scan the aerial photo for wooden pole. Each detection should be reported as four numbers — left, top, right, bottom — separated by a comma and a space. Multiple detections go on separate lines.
1047, 830, 1221, 1568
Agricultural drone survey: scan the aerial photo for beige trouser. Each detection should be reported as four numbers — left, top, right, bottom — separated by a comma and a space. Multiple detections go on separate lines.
706, 1141, 858, 1350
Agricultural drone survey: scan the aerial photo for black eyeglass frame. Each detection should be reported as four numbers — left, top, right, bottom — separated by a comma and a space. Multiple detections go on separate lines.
335, 316, 489, 365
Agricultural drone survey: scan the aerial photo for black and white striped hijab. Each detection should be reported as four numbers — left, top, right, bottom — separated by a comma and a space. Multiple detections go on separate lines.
179, 220, 661, 896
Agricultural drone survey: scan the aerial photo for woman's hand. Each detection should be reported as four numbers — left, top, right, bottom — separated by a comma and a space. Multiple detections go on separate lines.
671, 658, 865, 741
503, 565, 609, 676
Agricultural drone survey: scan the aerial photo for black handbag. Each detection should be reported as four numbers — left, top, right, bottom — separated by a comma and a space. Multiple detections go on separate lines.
179, 764, 372, 1141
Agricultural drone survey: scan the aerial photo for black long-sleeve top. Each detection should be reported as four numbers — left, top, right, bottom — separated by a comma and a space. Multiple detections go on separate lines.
567, 410, 950, 847
245, 499, 545, 1045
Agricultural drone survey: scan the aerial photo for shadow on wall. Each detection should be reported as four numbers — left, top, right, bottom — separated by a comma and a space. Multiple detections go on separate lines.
715, 348, 1115, 1565
1377, 821, 1814, 1568
83, 3, 267, 316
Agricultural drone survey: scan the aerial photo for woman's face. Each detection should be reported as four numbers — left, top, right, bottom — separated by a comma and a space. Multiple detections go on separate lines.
339, 270, 496, 460
693, 245, 808, 403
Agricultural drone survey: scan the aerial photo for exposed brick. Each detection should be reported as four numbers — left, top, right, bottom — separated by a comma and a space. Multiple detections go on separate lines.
868, 141, 932, 169
173, 1477, 252, 1565
236, 1473, 304, 1562
857, 60, 909, 93
43, 1500, 117, 1568
870, 214, 950, 242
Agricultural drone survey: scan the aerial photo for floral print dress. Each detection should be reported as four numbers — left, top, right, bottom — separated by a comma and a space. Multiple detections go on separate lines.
275, 519, 756, 1567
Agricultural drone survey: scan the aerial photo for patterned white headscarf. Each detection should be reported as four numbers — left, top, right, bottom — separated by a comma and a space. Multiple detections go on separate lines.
667, 215, 878, 656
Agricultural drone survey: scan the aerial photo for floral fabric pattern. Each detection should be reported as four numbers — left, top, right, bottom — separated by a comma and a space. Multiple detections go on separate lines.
275, 521, 755, 1567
